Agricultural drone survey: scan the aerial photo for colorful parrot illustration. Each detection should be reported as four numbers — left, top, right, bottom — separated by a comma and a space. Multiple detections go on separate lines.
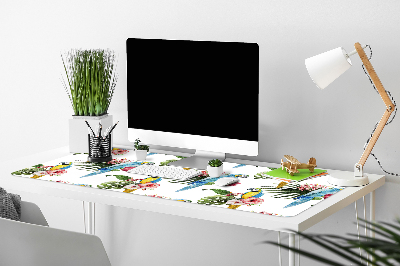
227, 188, 264, 209
50, 162, 72, 171
176, 176, 224, 192
123, 176, 162, 193
276, 181, 288, 189
80, 161, 154, 178
31, 162, 72, 179
73, 184, 91, 187
283, 187, 342, 208
140, 177, 162, 184
174, 199, 192, 203
30, 174, 45, 180
241, 188, 264, 199
176, 174, 247, 192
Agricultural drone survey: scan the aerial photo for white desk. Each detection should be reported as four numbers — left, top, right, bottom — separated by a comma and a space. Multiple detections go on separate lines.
0, 146, 385, 266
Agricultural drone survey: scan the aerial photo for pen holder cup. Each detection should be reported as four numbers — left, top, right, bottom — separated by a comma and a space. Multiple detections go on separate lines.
88, 134, 112, 163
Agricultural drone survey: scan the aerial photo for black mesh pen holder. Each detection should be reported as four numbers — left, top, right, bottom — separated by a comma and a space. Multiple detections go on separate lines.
88, 134, 112, 163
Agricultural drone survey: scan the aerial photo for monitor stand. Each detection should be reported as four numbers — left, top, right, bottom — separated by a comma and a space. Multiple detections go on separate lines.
168, 150, 225, 170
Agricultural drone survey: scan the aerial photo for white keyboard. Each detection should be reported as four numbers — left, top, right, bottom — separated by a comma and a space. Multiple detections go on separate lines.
127, 165, 202, 180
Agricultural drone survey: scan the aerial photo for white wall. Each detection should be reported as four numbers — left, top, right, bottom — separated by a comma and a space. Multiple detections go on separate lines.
2, 0, 400, 265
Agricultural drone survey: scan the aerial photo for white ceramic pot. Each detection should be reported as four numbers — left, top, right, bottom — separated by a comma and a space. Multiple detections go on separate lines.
69, 114, 113, 153
207, 165, 223, 177
135, 150, 147, 161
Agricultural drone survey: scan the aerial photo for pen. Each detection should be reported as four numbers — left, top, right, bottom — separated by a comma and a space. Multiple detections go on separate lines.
85, 120, 95, 136
103, 126, 112, 138
106, 121, 119, 138
98, 123, 102, 138
95, 122, 101, 137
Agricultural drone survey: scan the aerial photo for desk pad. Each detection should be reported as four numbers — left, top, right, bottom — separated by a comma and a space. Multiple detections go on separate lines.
11, 148, 344, 217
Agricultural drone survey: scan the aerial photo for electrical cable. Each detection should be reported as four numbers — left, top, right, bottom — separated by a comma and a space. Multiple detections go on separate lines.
361, 45, 400, 176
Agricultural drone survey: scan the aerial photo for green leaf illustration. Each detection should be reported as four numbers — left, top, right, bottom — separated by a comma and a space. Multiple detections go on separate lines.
12, 164, 46, 175
159, 159, 178, 166
210, 189, 232, 195
97, 180, 135, 189
197, 195, 235, 205
113, 175, 131, 181
261, 183, 307, 199
254, 171, 272, 179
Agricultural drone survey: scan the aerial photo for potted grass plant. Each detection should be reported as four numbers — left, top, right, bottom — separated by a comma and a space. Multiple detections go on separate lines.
134, 138, 149, 161
61, 49, 118, 153
207, 159, 223, 177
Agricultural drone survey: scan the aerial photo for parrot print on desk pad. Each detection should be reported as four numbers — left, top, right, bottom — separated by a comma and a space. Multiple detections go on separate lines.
11, 149, 345, 217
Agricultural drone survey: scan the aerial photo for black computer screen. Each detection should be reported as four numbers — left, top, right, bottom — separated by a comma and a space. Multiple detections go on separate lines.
126, 38, 259, 142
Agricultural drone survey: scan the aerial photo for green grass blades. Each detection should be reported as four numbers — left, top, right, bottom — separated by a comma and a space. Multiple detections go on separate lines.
61, 49, 118, 116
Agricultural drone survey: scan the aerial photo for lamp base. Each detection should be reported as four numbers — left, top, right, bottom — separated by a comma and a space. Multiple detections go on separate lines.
327, 172, 369, 187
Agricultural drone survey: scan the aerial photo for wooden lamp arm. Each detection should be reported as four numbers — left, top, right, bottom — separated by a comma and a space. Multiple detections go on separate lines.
354, 42, 394, 176
355, 43, 395, 111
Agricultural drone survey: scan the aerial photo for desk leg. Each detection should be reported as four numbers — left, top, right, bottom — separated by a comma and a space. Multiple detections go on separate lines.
370, 190, 375, 238
297, 234, 300, 266
83, 201, 95, 235
289, 233, 295, 266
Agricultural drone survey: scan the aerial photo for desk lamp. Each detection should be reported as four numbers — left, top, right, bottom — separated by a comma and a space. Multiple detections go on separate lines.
305, 42, 395, 186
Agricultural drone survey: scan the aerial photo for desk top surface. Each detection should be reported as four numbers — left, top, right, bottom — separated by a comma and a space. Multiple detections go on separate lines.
1, 146, 385, 232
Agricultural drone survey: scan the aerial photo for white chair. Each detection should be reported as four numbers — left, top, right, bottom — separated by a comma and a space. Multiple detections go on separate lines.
0, 201, 111, 266
20, 200, 49, 226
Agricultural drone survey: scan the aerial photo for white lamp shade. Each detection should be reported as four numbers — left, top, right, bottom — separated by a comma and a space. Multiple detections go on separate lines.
305, 47, 352, 89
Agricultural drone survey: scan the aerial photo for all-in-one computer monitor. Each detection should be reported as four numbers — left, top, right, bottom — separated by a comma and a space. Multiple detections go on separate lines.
126, 38, 259, 169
